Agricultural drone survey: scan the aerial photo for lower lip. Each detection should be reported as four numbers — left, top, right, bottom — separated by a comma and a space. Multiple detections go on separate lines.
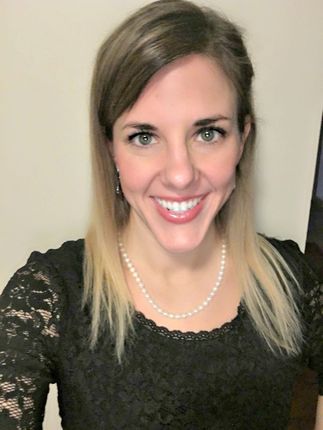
153, 197, 206, 224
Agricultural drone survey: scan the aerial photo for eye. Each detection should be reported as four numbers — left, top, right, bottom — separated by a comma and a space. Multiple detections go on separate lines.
196, 127, 226, 143
128, 132, 156, 146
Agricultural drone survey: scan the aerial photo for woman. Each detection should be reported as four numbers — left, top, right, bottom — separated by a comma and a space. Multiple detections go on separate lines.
0, 0, 321, 429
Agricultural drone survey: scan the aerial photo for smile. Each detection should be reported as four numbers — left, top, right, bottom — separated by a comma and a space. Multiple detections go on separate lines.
155, 197, 202, 212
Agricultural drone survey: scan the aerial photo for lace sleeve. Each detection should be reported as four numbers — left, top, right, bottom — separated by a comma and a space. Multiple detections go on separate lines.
301, 260, 323, 395
268, 238, 323, 394
0, 256, 62, 430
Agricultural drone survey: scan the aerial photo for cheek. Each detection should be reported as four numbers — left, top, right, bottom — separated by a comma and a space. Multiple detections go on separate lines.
206, 153, 239, 187
114, 149, 139, 191
210, 169, 236, 190
117, 158, 155, 196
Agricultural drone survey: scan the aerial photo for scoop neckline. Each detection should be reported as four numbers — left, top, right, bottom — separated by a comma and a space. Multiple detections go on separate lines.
135, 303, 245, 341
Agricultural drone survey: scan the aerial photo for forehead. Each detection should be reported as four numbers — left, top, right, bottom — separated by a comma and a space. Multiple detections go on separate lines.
116, 54, 236, 126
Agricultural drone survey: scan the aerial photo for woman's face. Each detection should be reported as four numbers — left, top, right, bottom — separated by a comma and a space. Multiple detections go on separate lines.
112, 54, 249, 253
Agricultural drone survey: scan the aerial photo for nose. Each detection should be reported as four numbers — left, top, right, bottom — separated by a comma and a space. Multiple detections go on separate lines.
161, 142, 197, 190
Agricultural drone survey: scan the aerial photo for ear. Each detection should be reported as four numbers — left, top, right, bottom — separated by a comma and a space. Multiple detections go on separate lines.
238, 116, 251, 159
242, 116, 251, 144
106, 138, 116, 160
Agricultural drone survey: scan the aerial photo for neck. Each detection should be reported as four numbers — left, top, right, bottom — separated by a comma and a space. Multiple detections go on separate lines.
119, 219, 229, 320
120, 220, 222, 281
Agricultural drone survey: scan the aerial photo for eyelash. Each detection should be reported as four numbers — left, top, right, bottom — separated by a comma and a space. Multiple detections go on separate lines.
127, 126, 227, 146
127, 131, 155, 146
196, 126, 227, 143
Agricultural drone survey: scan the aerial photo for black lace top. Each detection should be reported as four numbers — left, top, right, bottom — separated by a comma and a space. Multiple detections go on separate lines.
0, 238, 322, 430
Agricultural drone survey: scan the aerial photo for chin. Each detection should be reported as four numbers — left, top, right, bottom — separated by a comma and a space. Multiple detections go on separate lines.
152, 228, 210, 255
128, 203, 218, 254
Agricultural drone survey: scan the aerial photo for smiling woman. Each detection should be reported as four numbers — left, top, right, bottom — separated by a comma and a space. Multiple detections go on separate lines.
0, 1, 322, 429
112, 55, 247, 255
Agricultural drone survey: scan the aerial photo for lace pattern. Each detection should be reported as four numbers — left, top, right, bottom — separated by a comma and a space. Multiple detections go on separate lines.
135, 304, 246, 341
0, 238, 322, 429
0, 260, 61, 430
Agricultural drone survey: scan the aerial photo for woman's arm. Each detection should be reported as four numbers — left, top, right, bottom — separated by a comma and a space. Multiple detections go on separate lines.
0, 257, 61, 430
297, 251, 323, 430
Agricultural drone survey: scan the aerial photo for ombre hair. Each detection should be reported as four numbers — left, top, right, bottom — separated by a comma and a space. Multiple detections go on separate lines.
83, 0, 302, 360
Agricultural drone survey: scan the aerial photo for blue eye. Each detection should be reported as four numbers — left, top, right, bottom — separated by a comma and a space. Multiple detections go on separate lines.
197, 127, 225, 143
128, 132, 156, 146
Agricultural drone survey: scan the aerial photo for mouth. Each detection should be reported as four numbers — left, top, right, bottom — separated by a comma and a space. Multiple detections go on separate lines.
153, 195, 206, 224
154, 197, 202, 212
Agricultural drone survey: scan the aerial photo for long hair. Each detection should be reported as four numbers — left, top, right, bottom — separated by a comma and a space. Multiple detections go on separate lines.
83, 0, 302, 360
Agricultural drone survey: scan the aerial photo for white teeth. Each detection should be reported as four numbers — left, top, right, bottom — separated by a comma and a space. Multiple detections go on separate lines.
156, 197, 201, 212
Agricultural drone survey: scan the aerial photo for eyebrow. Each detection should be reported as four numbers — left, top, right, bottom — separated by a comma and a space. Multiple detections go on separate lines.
122, 116, 232, 131
122, 123, 157, 131
193, 116, 232, 126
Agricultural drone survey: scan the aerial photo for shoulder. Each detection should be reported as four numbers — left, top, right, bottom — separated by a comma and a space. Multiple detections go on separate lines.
27, 238, 84, 275
1, 239, 85, 316
27, 239, 84, 268
262, 235, 322, 320
265, 236, 303, 262
262, 235, 319, 282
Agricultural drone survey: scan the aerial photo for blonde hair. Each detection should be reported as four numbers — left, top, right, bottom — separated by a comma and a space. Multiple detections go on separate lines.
83, 0, 302, 360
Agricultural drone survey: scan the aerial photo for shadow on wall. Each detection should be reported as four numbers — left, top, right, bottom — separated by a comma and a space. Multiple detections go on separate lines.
306, 196, 323, 281
305, 114, 323, 280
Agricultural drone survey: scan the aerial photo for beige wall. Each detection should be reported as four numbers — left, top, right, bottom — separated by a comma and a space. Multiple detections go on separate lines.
1, 1, 322, 428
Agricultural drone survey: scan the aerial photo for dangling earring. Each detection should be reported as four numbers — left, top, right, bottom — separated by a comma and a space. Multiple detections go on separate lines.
115, 166, 123, 197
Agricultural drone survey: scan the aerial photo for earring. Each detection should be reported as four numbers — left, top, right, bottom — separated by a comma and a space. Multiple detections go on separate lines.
115, 167, 123, 197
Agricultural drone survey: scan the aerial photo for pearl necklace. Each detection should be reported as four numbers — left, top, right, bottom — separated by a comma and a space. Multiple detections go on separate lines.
118, 240, 226, 319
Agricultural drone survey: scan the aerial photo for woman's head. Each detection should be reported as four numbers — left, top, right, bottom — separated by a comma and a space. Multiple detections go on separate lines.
112, 54, 249, 253
90, 0, 256, 232
86, 1, 302, 359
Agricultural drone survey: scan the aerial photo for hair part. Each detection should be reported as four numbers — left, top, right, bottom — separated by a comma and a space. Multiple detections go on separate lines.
84, 0, 302, 361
